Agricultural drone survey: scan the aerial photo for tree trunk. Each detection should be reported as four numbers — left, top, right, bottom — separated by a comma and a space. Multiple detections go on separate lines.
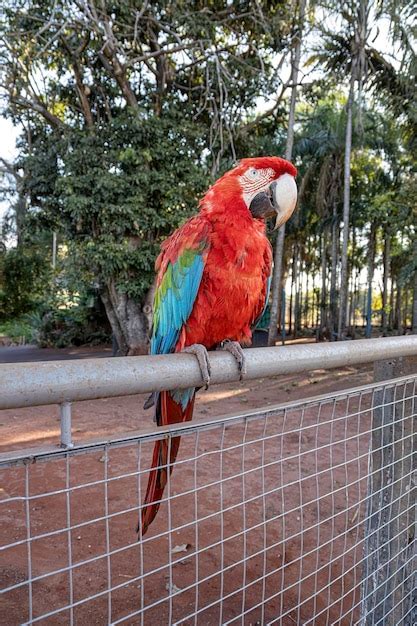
329, 202, 339, 340
403, 289, 409, 330
347, 226, 356, 337
289, 248, 297, 335
319, 230, 328, 339
365, 223, 377, 339
395, 281, 403, 335
350, 267, 359, 339
100, 280, 154, 355
294, 252, 301, 338
389, 275, 395, 329
412, 277, 417, 334
304, 262, 309, 330
337, 74, 355, 340
279, 253, 289, 336
268, 0, 306, 346
15, 193, 28, 246
381, 229, 391, 336
272, 228, 287, 339
412, 239, 417, 334
345, 274, 351, 335
362, 288, 366, 328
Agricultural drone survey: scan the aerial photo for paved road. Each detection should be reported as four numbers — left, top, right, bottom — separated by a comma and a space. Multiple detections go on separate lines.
0, 336, 314, 363
0, 344, 113, 364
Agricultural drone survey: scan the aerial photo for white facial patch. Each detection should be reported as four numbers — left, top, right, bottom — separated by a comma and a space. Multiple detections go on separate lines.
240, 167, 275, 207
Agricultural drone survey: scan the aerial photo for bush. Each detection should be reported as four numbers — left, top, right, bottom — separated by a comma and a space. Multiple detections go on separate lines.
36, 305, 111, 348
0, 303, 111, 349
0, 318, 35, 344
0, 247, 51, 319
0, 245, 112, 347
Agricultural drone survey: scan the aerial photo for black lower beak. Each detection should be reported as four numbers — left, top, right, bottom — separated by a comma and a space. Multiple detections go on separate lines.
249, 181, 278, 219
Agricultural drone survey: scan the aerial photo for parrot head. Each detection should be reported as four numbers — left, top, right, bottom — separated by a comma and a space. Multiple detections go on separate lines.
202, 156, 298, 230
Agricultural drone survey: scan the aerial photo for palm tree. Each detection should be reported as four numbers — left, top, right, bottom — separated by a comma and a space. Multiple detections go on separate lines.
413, 264, 417, 334
312, 0, 372, 338
268, 0, 307, 346
365, 223, 376, 338
293, 99, 347, 338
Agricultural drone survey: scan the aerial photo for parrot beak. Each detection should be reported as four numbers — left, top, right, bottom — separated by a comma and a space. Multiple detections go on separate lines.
249, 173, 297, 229
270, 174, 298, 230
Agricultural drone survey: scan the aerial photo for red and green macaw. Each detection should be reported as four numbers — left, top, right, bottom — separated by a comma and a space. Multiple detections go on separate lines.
140, 156, 297, 535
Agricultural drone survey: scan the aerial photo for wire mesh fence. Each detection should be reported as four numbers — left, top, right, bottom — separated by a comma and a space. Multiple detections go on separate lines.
1, 374, 415, 625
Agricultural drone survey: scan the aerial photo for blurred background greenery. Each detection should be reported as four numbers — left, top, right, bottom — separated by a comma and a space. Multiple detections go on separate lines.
0, 0, 415, 352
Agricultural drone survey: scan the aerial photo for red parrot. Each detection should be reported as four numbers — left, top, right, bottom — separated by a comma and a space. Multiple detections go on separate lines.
140, 157, 297, 535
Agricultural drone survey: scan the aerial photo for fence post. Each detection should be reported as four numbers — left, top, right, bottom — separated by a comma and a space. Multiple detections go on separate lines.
60, 401, 73, 448
361, 356, 416, 625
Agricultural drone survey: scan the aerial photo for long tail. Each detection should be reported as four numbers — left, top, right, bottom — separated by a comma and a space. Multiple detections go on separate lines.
140, 390, 195, 536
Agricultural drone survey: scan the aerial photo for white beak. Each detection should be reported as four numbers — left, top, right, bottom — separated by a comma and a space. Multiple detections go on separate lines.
272, 173, 298, 230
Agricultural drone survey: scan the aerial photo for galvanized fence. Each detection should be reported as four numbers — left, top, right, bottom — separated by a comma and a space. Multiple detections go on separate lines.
0, 338, 416, 625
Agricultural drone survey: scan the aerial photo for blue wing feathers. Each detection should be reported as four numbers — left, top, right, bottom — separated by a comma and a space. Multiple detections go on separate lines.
147, 235, 207, 412
150, 251, 205, 356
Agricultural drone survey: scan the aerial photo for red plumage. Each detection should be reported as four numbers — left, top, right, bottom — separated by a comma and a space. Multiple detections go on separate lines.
178, 157, 296, 349
141, 393, 195, 535
140, 156, 297, 535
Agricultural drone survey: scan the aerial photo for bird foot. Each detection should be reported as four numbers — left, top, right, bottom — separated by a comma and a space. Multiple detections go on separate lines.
220, 340, 247, 379
182, 344, 211, 389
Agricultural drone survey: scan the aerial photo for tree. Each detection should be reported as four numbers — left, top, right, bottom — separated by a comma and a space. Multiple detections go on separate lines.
0, 246, 51, 318
293, 95, 347, 339
0, 156, 28, 246
268, 0, 306, 346
316, 0, 371, 339
0, 0, 294, 353
412, 243, 417, 334
1, 0, 415, 350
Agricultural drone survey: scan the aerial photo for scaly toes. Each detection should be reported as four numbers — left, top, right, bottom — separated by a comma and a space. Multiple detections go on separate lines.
182, 344, 211, 388
221, 340, 247, 379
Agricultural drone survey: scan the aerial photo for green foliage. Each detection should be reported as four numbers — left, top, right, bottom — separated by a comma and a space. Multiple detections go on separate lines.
0, 0, 415, 346
0, 247, 51, 318
0, 304, 111, 347
0, 318, 34, 343
25, 110, 210, 300
35, 305, 111, 348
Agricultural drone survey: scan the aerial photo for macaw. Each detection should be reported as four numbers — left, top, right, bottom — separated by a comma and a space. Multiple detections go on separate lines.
140, 156, 297, 535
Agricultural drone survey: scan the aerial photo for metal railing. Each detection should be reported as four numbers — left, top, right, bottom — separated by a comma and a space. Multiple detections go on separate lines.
1, 336, 417, 449
0, 338, 416, 625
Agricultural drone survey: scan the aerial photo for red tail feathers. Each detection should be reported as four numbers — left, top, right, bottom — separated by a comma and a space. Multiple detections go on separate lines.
139, 391, 195, 536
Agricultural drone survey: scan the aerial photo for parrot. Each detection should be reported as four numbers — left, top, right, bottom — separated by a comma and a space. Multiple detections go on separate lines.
140, 156, 297, 536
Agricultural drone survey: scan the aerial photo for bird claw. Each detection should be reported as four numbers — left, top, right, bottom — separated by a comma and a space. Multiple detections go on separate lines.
220, 340, 247, 380
182, 344, 211, 389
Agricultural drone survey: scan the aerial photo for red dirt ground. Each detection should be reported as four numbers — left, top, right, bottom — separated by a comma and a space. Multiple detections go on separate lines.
0, 345, 374, 625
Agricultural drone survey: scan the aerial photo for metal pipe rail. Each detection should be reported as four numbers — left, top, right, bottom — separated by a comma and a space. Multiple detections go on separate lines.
1, 336, 417, 410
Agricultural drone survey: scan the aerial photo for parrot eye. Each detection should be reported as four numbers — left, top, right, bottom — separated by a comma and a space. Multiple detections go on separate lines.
248, 168, 259, 178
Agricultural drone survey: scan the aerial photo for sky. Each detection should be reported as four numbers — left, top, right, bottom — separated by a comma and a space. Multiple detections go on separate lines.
0, 116, 19, 160
0, 117, 20, 220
